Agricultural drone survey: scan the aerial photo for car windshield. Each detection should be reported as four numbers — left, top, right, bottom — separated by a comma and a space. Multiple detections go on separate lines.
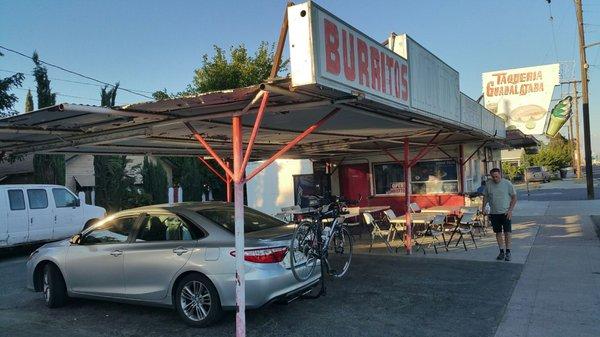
197, 206, 286, 233
527, 167, 542, 173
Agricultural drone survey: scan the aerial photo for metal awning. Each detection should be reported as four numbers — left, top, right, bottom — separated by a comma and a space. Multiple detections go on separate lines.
0, 79, 504, 160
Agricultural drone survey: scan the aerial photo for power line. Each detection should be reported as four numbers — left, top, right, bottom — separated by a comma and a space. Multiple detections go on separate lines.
546, 0, 560, 62
0, 45, 153, 99
0, 68, 154, 93
13, 87, 101, 102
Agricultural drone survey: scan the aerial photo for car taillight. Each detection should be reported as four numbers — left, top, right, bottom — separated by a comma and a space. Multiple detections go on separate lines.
229, 247, 288, 263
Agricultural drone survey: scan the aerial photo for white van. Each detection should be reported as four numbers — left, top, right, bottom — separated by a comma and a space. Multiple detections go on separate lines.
0, 184, 105, 248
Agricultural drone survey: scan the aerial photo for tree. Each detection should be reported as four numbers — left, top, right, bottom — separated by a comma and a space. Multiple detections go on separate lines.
141, 157, 169, 204
31, 51, 65, 185
521, 135, 573, 175
0, 51, 25, 117
101, 83, 119, 107
24, 89, 34, 112
160, 42, 283, 201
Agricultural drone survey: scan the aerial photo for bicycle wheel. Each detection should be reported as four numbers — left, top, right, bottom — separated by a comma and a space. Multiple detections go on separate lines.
324, 226, 353, 278
289, 220, 319, 282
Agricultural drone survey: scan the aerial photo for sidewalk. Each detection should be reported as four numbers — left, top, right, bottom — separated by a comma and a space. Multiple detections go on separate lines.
494, 200, 600, 337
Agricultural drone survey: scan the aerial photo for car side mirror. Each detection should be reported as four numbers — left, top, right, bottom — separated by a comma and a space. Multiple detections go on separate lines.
75, 198, 81, 207
70, 234, 82, 245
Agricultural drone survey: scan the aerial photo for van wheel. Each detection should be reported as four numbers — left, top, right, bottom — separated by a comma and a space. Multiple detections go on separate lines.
43, 264, 68, 308
174, 274, 222, 327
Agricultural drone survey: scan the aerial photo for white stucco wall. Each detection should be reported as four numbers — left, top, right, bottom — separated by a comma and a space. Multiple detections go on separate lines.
245, 159, 313, 216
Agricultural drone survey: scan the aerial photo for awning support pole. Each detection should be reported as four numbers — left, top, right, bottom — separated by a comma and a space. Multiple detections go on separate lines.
185, 122, 235, 179
239, 92, 271, 180
196, 156, 226, 183
226, 161, 232, 202
459, 144, 465, 194
461, 140, 488, 166
403, 137, 412, 254
232, 116, 246, 337
408, 130, 442, 166
245, 107, 341, 182
436, 146, 460, 164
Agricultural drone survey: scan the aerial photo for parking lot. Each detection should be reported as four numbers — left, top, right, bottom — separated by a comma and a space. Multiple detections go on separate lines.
0, 249, 521, 337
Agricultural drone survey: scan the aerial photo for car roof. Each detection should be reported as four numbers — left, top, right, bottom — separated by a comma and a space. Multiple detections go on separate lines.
0, 184, 68, 189
114, 201, 234, 214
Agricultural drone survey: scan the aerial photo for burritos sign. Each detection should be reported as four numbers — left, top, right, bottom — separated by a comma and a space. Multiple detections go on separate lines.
482, 64, 560, 135
288, 2, 410, 109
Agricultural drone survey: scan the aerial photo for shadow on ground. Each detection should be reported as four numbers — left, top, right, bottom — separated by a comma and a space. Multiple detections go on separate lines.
0, 254, 521, 337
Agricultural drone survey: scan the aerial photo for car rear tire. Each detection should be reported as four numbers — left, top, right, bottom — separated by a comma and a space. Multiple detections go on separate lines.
174, 274, 222, 327
43, 264, 68, 308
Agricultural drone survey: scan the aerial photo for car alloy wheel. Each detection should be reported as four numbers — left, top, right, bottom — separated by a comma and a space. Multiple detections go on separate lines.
180, 280, 212, 322
43, 271, 51, 303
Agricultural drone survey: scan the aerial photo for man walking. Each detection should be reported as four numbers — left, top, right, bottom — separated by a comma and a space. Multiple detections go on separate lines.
482, 168, 517, 261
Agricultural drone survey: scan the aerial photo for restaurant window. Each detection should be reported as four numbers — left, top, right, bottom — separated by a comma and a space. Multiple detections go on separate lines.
373, 160, 459, 195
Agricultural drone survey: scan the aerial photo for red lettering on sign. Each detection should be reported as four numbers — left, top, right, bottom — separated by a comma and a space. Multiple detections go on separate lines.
324, 18, 340, 75
393, 60, 400, 98
342, 30, 356, 81
386, 55, 394, 96
380, 51, 387, 94
401, 64, 408, 101
370, 46, 381, 91
357, 38, 369, 87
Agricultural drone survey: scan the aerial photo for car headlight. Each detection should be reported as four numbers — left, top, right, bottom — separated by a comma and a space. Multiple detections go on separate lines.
27, 249, 39, 261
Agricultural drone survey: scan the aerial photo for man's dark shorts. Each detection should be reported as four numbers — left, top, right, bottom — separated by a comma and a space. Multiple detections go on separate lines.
489, 214, 512, 233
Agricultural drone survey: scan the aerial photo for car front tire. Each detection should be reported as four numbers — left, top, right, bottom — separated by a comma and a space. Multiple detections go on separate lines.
43, 264, 68, 308
174, 273, 223, 327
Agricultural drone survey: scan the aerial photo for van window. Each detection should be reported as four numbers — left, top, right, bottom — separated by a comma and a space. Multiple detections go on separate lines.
8, 190, 26, 210
27, 189, 48, 209
52, 188, 78, 208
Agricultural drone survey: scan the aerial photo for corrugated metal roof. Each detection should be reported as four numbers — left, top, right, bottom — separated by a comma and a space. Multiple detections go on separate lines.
0, 79, 507, 160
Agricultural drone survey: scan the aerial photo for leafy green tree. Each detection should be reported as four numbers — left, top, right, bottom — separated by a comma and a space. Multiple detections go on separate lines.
0, 51, 24, 117
94, 155, 145, 212
521, 135, 573, 174
24, 89, 34, 112
100, 83, 119, 107
157, 42, 284, 201
141, 157, 168, 204
31, 51, 65, 185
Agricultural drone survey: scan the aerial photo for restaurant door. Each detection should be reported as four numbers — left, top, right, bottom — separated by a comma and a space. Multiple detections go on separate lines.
339, 163, 371, 204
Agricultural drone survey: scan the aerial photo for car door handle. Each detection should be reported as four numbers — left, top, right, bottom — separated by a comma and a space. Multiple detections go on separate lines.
110, 250, 123, 257
173, 247, 188, 256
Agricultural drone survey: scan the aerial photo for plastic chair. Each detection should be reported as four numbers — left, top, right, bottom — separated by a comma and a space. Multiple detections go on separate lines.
447, 212, 478, 251
363, 212, 394, 253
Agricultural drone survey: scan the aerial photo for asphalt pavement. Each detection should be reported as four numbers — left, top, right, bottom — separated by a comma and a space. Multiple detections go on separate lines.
0, 252, 521, 337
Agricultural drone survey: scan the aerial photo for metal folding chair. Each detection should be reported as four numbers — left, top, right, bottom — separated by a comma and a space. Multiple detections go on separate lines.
413, 214, 448, 254
363, 212, 394, 253
447, 212, 478, 251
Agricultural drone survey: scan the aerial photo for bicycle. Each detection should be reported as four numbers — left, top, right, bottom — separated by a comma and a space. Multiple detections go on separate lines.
289, 197, 354, 283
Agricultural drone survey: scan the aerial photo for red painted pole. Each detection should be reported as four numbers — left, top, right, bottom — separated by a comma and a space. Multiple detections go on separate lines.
245, 107, 340, 182
459, 144, 465, 194
197, 156, 226, 182
240, 91, 270, 180
185, 122, 235, 179
226, 161, 232, 203
232, 116, 246, 337
404, 137, 412, 254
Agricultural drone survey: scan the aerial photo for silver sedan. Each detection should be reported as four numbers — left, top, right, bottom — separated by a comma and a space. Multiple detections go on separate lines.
26, 202, 320, 327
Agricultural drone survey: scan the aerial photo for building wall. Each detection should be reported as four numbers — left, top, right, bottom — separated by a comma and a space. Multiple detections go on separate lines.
65, 155, 95, 193
245, 159, 313, 216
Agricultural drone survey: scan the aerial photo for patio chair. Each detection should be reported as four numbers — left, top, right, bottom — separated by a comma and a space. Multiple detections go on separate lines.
277, 205, 301, 222
409, 202, 422, 213
472, 211, 488, 237
413, 214, 448, 255
383, 209, 405, 242
363, 212, 394, 253
447, 212, 478, 251
343, 207, 363, 238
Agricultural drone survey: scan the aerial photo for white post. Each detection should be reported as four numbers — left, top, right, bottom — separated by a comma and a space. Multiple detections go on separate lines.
168, 187, 174, 205
232, 116, 245, 337
178, 186, 183, 202
78, 191, 86, 204
91, 190, 95, 205
208, 188, 213, 201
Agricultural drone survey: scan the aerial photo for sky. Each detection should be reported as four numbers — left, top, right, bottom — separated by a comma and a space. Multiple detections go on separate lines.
1, 0, 600, 153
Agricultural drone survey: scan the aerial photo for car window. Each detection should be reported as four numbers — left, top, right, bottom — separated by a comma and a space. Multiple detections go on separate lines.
135, 213, 204, 242
52, 188, 79, 208
8, 190, 26, 210
83, 216, 137, 245
27, 189, 48, 209
197, 206, 286, 233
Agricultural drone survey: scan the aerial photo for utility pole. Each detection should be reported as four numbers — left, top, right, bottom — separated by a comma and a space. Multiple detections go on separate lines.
572, 82, 582, 179
575, 0, 595, 199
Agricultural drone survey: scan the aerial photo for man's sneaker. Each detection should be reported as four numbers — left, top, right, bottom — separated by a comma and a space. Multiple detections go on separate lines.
496, 251, 505, 260
504, 251, 511, 261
